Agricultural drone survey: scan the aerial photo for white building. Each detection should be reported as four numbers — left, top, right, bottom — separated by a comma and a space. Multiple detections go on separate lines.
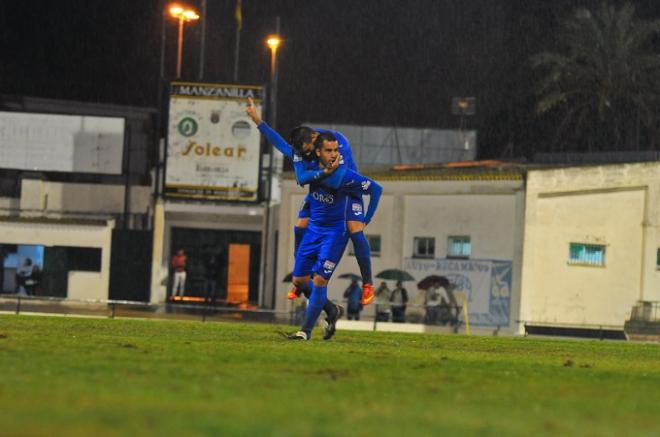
274, 163, 526, 335
519, 162, 660, 333
275, 161, 660, 335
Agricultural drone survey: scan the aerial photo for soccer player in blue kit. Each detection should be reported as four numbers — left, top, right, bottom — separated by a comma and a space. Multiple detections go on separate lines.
287, 132, 382, 340
245, 98, 377, 306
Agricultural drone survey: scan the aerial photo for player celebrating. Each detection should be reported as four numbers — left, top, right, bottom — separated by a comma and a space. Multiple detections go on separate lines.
289, 132, 382, 340
245, 98, 376, 305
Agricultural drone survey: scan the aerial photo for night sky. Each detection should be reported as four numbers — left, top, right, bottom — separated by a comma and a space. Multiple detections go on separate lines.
2, 0, 659, 158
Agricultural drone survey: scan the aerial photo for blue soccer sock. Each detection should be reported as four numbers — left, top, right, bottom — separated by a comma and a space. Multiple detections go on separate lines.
351, 231, 373, 284
294, 226, 307, 256
301, 284, 327, 337
299, 280, 336, 318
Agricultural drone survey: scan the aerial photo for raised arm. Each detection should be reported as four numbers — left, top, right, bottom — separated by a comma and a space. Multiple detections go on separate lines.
257, 121, 295, 159
246, 97, 294, 158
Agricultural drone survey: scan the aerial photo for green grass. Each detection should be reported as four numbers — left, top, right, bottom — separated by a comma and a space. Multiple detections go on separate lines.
1, 315, 659, 436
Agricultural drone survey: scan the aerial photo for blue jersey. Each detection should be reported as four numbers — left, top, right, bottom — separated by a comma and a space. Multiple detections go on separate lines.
307, 168, 382, 232
295, 169, 382, 280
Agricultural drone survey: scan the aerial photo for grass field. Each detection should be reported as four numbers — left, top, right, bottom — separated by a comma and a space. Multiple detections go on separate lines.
1, 315, 659, 436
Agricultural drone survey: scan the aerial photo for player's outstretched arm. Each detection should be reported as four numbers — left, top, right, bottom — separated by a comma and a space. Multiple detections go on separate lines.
245, 97, 294, 158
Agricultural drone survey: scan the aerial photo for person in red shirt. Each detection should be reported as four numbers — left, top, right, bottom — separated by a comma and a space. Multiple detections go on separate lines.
170, 249, 187, 298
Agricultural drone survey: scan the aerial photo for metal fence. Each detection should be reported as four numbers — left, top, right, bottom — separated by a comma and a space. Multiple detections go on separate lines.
0, 294, 469, 332
629, 301, 660, 322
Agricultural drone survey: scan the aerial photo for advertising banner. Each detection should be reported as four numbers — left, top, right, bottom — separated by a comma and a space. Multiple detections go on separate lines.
0, 111, 125, 174
404, 258, 512, 327
165, 82, 264, 202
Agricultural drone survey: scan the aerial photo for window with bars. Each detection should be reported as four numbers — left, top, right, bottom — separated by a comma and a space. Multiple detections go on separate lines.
569, 243, 606, 266
413, 237, 435, 259
447, 236, 471, 259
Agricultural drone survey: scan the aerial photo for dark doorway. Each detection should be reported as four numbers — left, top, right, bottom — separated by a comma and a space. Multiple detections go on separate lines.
109, 230, 153, 301
170, 228, 261, 306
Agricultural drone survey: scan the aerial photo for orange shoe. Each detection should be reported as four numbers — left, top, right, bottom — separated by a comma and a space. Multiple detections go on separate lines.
287, 286, 301, 300
360, 283, 375, 305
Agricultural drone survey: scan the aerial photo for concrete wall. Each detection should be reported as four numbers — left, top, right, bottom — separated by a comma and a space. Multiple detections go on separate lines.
520, 162, 660, 331
20, 179, 151, 214
0, 218, 114, 299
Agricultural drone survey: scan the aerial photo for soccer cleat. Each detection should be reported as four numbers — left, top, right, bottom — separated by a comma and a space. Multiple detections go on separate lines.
287, 331, 308, 341
324, 304, 345, 340
287, 286, 302, 300
360, 283, 375, 305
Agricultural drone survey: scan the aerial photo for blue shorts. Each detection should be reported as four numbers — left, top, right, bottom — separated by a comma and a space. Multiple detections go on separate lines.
293, 228, 349, 280
297, 194, 365, 224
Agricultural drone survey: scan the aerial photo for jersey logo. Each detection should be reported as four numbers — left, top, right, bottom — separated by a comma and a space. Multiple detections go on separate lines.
293, 154, 302, 162
361, 180, 371, 191
352, 203, 363, 216
322, 260, 336, 274
312, 192, 334, 204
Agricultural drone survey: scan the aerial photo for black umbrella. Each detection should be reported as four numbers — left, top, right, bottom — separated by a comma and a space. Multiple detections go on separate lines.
338, 273, 361, 281
375, 268, 415, 282
417, 275, 450, 290
282, 272, 293, 283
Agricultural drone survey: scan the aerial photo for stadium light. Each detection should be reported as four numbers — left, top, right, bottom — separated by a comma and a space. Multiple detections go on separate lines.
168, 4, 200, 79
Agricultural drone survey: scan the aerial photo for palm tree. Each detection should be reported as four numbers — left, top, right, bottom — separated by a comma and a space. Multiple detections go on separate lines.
532, 2, 660, 153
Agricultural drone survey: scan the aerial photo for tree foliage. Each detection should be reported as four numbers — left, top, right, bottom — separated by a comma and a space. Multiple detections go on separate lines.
532, 2, 660, 152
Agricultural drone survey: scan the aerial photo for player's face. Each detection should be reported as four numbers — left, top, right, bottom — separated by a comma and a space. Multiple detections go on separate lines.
316, 140, 339, 167
301, 132, 319, 155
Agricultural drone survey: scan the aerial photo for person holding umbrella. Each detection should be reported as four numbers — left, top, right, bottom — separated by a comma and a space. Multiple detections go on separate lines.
375, 281, 392, 322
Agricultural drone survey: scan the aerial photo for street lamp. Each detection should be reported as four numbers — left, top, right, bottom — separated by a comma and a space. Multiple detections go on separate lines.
266, 35, 281, 128
259, 32, 282, 307
169, 4, 199, 79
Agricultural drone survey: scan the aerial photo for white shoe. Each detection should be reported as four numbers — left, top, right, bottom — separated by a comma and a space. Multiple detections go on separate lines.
287, 331, 308, 341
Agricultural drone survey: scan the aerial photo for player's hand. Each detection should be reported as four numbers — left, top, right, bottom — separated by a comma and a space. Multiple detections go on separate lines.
246, 97, 262, 125
325, 154, 341, 173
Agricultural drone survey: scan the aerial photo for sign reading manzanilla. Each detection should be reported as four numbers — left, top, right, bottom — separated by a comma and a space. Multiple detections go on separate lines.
404, 258, 512, 327
165, 82, 264, 201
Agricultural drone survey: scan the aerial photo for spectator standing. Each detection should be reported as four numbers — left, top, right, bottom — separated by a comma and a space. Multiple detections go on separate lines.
170, 249, 188, 298
15, 257, 34, 295
390, 281, 409, 323
204, 250, 222, 304
375, 281, 392, 322
424, 282, 449, 325
343, 278, 363, 320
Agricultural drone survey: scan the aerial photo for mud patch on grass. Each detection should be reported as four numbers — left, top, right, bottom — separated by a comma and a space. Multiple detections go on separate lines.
316, 368, 350, 380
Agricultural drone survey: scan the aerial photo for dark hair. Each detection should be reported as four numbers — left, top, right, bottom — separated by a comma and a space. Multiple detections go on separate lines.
313, 131, 337, 150
289, 126, 315, 155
